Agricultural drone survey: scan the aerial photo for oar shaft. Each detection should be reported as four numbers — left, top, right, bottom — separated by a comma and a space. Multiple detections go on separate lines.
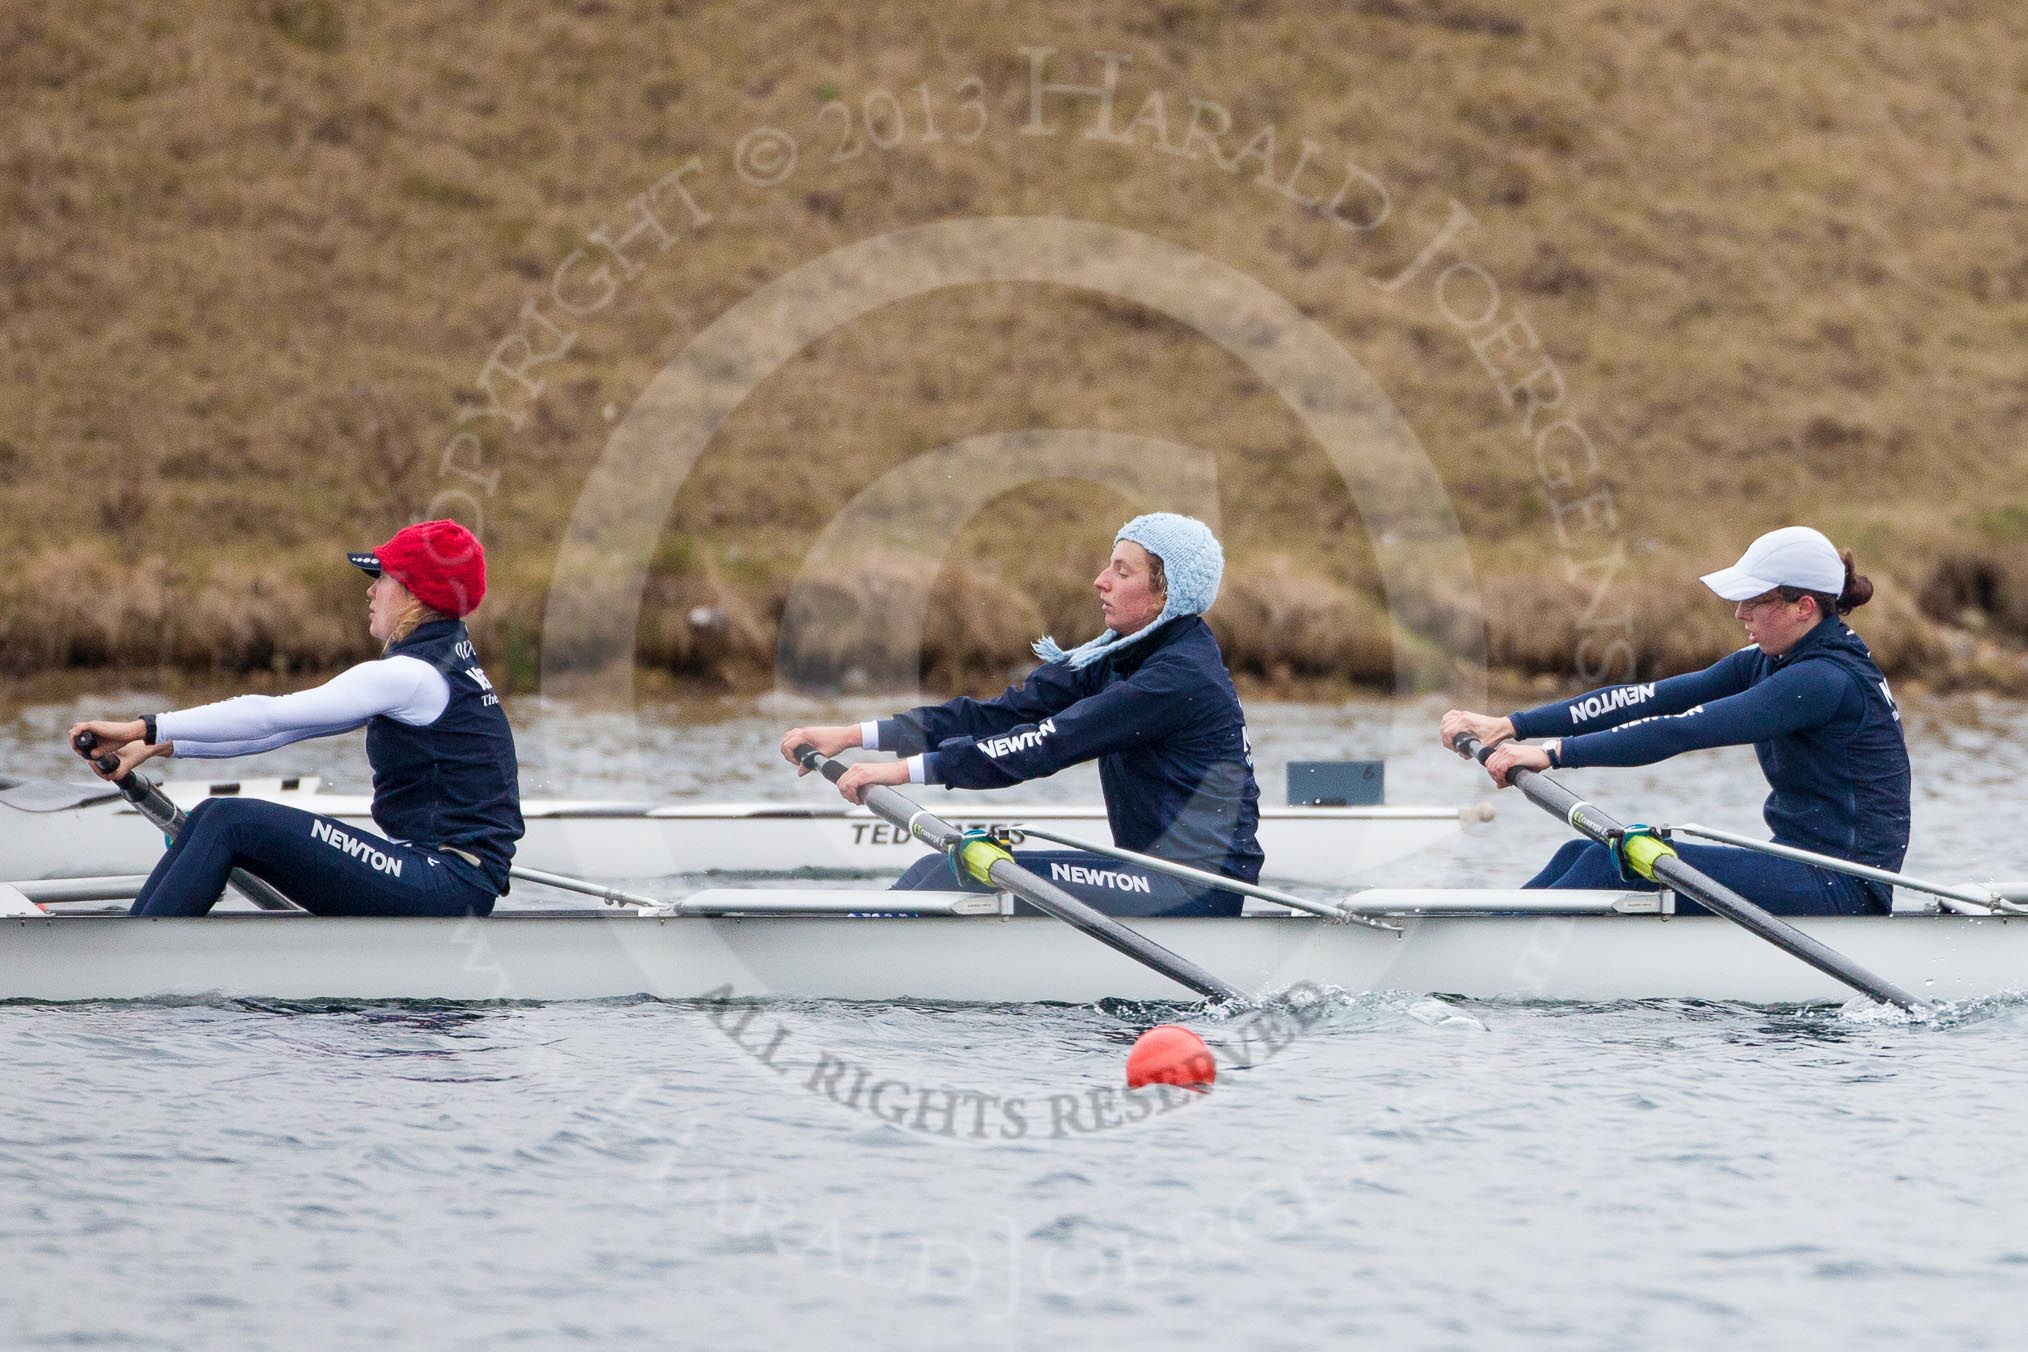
1670, 821, 2007, 910
509, 864, 663, 910
1453, 733, 1930, 1012
795, 747, 1243, 1001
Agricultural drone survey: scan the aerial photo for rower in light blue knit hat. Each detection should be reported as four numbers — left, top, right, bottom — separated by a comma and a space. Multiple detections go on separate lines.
1033, 513, 1225, 670
777, 506, 1262, 918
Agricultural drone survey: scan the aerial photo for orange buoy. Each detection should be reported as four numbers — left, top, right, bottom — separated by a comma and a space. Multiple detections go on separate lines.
1126, 1024, 1216, 1092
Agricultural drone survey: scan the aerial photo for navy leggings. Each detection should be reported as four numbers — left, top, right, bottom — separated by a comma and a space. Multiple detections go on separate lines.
893, 849, 1244, 917
130, 798, 497, 918
1525, 839, 1890, 916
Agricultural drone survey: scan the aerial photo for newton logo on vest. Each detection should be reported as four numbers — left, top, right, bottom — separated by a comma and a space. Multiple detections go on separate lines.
464, 665, 500, 707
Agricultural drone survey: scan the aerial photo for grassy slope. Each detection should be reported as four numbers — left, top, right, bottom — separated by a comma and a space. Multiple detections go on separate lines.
5, 0, 2028, 692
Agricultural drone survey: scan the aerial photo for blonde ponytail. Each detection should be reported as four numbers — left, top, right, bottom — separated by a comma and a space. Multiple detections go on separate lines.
384, 599, 450, 649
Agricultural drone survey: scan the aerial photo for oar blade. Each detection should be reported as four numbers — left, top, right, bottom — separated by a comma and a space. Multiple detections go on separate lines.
0, 777, 125, 813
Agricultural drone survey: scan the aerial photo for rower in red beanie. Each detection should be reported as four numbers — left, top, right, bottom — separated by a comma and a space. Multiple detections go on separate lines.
69, 521, 523, 918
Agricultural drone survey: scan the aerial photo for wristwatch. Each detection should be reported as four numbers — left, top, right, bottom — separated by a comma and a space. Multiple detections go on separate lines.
141, 714, 159, 746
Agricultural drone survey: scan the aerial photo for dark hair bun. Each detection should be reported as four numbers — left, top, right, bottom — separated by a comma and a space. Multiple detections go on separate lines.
1836, 548, 1874, 614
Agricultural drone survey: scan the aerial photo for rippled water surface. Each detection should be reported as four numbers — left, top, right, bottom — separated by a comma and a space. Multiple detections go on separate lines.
3, 690, 2027, 1348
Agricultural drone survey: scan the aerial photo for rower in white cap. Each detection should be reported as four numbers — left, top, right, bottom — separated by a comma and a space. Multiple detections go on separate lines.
1440, 526, 1912, 915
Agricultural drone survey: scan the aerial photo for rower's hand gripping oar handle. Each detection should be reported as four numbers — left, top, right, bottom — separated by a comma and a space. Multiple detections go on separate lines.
72, 729, 124, 781
75, 730, 185, 829
793, 743, 847, 785
794, 743, 1008, 882
1450, 732, 1504, 774
794, 744, 1026, 887
75, 730, 183, 832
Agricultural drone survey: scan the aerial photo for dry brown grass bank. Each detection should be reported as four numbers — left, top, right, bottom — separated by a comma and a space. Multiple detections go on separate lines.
5, 1, 2028, 696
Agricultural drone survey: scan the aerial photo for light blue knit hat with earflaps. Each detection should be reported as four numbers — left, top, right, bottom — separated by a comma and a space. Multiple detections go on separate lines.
1032, 513, 1225, 670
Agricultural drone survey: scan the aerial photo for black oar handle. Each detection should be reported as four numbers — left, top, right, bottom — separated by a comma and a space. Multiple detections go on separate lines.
72, 729, 122, 779
793, 743, 848, 785
1451, 731, 1489, 764
1453, 730, 1582, 816
1451, 731, 1509, 772
75, 730, 175, 815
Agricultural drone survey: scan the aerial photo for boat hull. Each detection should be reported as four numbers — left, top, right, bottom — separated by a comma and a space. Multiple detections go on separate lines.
0, 909, 2013, 1005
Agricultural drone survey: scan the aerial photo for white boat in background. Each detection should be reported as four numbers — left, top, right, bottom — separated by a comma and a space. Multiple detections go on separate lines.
0, 888, 2016, 1004
0, 774, 1488, 885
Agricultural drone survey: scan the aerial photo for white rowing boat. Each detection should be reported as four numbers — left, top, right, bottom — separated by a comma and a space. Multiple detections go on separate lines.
0, 775, 1485, 885
0, 889, 2015, 1004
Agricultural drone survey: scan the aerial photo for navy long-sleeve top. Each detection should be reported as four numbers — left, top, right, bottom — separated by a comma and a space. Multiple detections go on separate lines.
1508, 616, 1911, 871
875, 617, 1265, 882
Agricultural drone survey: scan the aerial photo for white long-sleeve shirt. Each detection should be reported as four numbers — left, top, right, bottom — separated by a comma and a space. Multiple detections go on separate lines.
161, 657, 450, 759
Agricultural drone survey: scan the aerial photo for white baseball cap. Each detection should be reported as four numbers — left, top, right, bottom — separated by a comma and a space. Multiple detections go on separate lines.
1699, 526, 1845, 601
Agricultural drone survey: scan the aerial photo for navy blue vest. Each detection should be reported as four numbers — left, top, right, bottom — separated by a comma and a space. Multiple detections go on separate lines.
1095, 619, 1265, 884
365, 619, 523, 893
1751, 617, 1911, 873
